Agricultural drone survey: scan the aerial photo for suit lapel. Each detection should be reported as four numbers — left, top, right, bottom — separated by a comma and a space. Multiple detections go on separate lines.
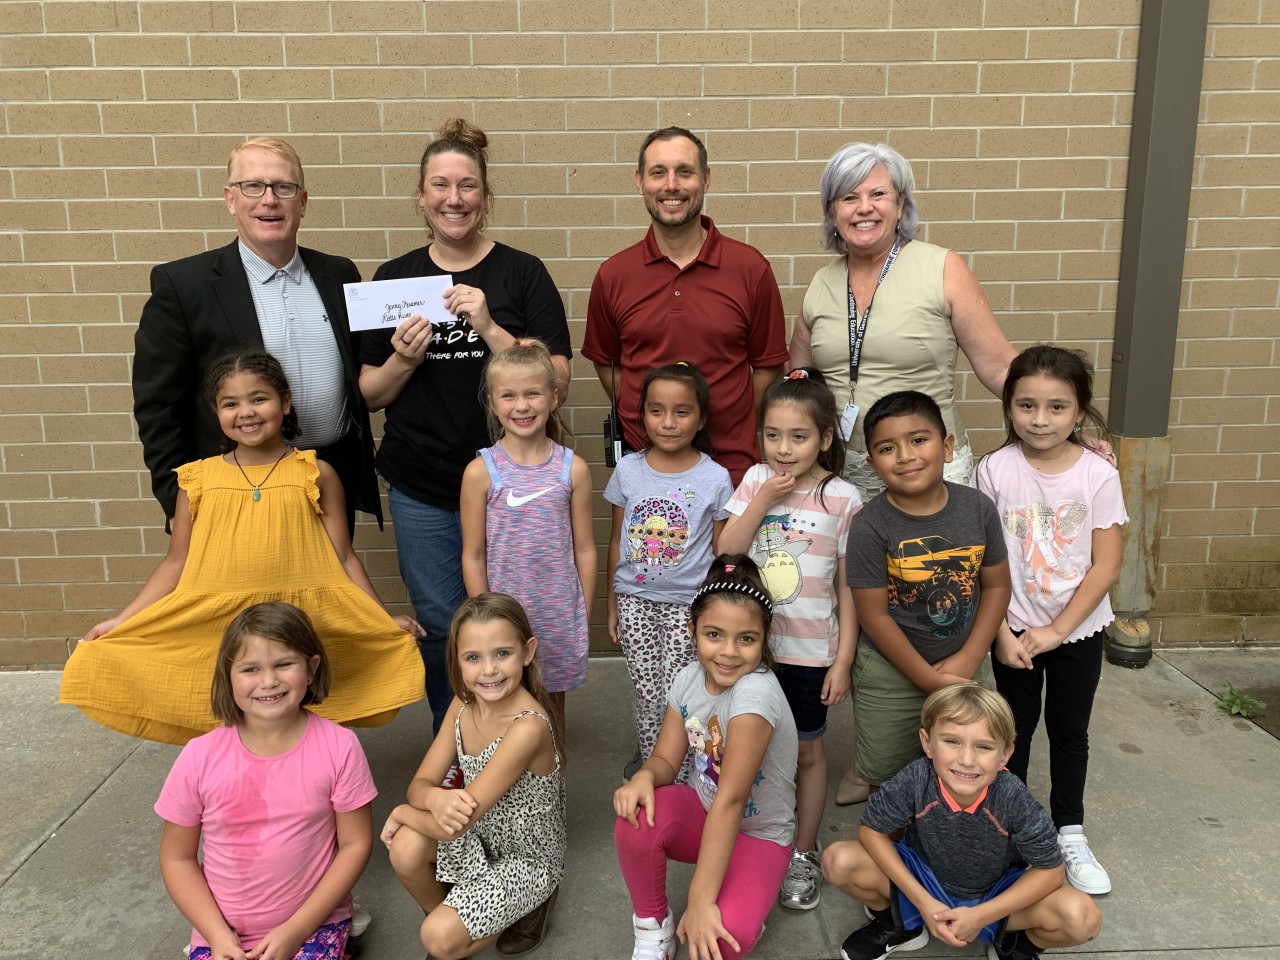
300, 247, 360, 395
211, 241, 265, 346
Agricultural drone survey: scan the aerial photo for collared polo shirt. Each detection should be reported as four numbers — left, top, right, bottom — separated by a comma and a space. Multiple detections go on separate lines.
239, 242, 348, 447
583, 215, 788, 484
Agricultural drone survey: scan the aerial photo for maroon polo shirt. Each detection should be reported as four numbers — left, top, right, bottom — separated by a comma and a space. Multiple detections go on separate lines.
583, 216, 788, 484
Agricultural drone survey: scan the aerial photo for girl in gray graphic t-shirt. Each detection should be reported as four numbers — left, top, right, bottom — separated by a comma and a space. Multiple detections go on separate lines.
613, 555, 798, 960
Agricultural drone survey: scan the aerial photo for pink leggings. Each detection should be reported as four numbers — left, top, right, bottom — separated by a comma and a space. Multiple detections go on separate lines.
614, 785, 791, 960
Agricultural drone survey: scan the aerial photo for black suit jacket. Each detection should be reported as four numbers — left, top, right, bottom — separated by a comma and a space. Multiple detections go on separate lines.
132, 239, 382, 525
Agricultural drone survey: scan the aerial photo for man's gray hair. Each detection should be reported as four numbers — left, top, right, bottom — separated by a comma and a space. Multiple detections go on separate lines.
818, 142, 919, 253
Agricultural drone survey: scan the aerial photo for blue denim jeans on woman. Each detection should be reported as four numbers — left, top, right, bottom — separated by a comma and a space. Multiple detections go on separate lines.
388, 485, 464, 734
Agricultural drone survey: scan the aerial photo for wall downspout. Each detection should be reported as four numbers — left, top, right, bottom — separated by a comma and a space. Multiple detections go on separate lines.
1105, 0, 1210, 666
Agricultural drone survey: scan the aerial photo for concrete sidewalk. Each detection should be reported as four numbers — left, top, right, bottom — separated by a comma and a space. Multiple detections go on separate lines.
3, 653, 1279, 960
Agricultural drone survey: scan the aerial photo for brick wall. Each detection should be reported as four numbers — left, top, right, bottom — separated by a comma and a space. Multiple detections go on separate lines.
1154, 3, 1280, 645
1, 0, 1276, 667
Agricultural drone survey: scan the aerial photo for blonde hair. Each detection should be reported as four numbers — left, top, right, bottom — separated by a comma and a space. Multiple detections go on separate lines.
479, 338, 570, 445
921, 684, 1016, 748
227, 137, 305, 189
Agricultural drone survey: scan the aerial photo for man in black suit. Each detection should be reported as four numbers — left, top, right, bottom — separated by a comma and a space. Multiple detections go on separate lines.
132, 137, 380, 533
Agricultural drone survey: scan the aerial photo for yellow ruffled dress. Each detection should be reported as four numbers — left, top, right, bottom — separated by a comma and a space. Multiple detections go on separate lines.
60, 450, 424, 744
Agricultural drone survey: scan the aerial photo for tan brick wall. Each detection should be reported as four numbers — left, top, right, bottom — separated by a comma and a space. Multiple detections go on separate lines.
1155, 2, 1280, 647
1, 1, 1277, 667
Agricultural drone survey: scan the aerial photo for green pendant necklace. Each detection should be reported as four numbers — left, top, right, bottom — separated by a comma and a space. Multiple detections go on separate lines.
232, 448, 289, 501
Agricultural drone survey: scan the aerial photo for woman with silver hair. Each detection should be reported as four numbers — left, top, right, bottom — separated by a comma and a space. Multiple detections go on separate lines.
789, 142, 1015, 500
787, 143, 1016, 811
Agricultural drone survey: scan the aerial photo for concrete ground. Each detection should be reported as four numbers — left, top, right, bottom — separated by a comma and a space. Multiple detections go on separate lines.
3, 651, 1279, 960
1157, 649, 1277, 740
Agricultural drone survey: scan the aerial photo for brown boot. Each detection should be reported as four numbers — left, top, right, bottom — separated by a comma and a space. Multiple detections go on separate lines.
495, 887, 558, 957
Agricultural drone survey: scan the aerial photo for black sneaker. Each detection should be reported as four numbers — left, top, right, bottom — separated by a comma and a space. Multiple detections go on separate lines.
839, 907, 928, 960
622, 749, 644, 780
986, 923, 1043, 960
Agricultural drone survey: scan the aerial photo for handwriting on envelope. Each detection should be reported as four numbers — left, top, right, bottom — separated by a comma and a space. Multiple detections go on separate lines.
343, 275, 454, 332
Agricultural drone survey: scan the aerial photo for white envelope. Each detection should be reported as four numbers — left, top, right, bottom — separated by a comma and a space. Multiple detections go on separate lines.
343, 275, 454, 332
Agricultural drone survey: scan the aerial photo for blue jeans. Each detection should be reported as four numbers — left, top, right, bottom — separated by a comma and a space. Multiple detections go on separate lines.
388, 486, 463, 734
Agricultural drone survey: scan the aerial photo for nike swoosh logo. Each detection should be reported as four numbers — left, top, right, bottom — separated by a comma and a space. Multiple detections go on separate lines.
506, 487, 554, 507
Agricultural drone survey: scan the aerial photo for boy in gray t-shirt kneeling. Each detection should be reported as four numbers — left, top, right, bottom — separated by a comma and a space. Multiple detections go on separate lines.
822, 685, 1101, 960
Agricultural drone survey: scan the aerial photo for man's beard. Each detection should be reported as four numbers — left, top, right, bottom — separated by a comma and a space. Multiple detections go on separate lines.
645, 194, 704, 229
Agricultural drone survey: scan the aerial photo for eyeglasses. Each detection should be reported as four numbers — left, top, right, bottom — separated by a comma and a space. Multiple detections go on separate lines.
228, 180, 302, 199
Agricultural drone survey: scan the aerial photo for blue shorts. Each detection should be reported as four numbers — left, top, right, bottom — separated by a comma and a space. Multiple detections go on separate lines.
892, 842, 1023, 944
774, 663, 829, 740
189, 919, 350, 960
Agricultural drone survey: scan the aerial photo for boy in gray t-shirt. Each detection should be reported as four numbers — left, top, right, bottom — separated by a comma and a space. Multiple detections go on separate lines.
823, 685, 1101, 960
844, 391, 1012, 786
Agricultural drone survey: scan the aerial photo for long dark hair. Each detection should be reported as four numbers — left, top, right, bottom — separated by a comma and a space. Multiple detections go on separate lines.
638, 362, 714, 456
689, 554, 776, 671
999, 344, 1111, 451
202, 349, 300, 453
760, 368, 846, 508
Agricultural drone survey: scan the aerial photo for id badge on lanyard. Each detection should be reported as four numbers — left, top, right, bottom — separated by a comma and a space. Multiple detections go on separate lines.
839, 238, 901, 441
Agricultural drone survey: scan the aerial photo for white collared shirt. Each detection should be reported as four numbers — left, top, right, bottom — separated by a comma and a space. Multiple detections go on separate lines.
238, 241, 348, 447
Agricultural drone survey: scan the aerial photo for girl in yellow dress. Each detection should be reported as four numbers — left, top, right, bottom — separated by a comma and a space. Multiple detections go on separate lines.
60, 350, 425, 744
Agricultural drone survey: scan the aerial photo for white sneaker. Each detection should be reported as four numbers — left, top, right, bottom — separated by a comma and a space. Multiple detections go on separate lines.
350, 901, 372, 936
1057, 827, 1111, 895
632, 912, 676, 960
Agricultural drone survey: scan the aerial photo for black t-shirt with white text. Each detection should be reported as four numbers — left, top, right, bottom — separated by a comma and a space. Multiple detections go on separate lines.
360, 243, 570, 509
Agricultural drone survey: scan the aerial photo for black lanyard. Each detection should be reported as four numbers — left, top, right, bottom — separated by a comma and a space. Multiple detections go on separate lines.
846, 238, 901, 385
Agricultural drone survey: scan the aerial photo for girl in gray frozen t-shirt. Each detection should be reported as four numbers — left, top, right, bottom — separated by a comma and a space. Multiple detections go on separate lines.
613, 555, 798, 960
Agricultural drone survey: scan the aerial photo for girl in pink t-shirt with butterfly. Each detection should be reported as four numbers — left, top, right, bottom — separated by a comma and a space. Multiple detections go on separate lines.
975, 344, 1128, 898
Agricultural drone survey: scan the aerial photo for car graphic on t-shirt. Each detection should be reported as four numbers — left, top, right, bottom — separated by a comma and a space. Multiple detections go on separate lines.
885, 536, 985, 638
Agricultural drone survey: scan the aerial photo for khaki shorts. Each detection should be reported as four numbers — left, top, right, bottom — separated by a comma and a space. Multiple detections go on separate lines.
852, 642, 994, 786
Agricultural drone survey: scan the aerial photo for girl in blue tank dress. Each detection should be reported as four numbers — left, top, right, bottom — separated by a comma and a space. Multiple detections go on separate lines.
460, 339, 596, 747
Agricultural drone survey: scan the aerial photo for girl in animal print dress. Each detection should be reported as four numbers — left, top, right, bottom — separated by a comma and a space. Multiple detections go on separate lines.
382, 593, 567, 958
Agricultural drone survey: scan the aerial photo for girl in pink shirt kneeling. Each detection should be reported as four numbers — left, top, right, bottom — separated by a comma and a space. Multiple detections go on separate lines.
155, 602, 376, 960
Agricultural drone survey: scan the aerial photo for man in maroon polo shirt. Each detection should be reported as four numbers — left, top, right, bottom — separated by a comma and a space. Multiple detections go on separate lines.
583, 127, 788, 485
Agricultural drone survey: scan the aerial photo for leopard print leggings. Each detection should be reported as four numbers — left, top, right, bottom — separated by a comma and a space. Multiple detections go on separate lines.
616, 594, 697, 783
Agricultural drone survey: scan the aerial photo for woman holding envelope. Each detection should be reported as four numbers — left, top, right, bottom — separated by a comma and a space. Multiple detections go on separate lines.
359, 118, 572, 734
